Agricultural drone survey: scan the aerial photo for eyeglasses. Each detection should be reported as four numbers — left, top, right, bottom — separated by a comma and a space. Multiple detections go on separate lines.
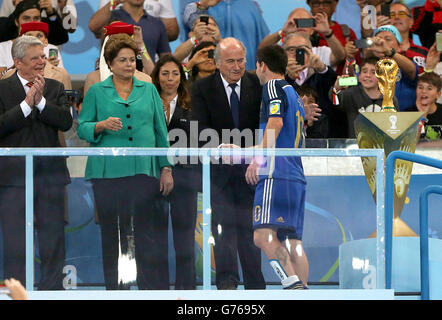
285, 46, 311, 54
310, 0, 333, 8
389, 11, 411, 19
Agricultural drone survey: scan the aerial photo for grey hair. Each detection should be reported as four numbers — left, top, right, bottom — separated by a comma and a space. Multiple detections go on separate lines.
214, 37, 247, 63
11, 35, 44, 61
283, 32, 312, 48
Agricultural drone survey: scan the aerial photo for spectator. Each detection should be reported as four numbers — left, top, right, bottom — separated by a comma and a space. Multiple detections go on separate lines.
283, 32, 337, 138
191, 37, 266, 290
77, 33, 173, 290
0, 0, 77, 33
184, 41, 217, 85
89, 0, 171, 62
366, 24, 418, 111
83, 21, 153, 96
258, 8, 346, 69
151, 54, 200, 290
411, 0, 442, 50
425, 41, 442, 104
374, 2, 428, 74
98, 0, 179, 41
405, 72, 442, 140
182, 0, 269, 70
0, 0, 69, 45
0, 20, 66, 74
4, 278, 28, 300
174, 14, 221, 63
306, 0, 360, 75
296, 85, 320, 133
0, 35, 72, 290
329, 57, 399, 138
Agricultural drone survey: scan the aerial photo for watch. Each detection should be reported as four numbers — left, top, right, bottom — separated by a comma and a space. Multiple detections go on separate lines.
385, 48, 395, 58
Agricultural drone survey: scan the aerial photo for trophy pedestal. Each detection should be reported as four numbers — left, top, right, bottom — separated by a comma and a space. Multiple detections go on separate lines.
369, 217, 418, 238
339, 237, 442, 298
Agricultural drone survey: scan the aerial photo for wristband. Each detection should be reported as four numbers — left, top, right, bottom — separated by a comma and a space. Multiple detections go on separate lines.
190, 35, 198, 46
324, 30, 334, 39
182, 63, 191, 73
278, 30, 285, 45
423, 67, 434, 73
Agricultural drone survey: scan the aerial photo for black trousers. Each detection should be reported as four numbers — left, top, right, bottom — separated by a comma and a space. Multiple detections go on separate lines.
211, 167, 265, 289
151, 166, 200, 290
0, 185, 66, 290
92, 174, 161, 290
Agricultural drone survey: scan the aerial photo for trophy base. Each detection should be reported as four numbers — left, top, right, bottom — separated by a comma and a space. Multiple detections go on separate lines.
369, 217, 418, 238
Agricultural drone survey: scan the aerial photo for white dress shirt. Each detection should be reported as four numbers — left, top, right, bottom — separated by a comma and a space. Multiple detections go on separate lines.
220, 73, 241, 107
17, 73, 46, 118
164, 94, 177, 124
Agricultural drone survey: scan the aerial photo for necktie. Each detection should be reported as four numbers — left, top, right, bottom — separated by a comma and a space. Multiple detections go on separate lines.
26, 82, 34, 88
229, 83, 239, 128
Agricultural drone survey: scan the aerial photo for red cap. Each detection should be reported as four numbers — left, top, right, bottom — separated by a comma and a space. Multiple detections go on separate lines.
104, 21, 134, 36
20, 21, 49, 37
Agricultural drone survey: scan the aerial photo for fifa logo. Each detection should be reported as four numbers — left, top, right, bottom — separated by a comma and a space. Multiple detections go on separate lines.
389, 115, 398, 130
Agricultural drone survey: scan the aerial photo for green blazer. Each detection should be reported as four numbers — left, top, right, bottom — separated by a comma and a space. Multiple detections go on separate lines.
77, 75, 172, 180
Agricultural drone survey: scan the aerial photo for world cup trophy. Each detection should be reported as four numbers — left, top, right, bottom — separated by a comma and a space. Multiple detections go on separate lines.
354, 58, 424, 237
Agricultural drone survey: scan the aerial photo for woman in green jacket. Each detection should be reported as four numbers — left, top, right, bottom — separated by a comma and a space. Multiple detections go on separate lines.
77, 34, 173, 290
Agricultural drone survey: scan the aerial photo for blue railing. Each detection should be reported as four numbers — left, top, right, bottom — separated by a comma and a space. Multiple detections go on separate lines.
0, 147, 386, 291
385, 151, 442, 299
420, 185, 442, 300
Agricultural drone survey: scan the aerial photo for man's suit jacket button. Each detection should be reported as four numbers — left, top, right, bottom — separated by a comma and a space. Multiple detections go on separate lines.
125, 104, 129, 108
128, 126, 132, 130
126, 114, 131, 118
129, 137, 133, 141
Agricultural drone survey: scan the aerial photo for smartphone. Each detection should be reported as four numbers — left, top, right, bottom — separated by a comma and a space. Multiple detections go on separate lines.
207, 49, 214, 59
381, 3, 390, 17
436, 32, 442, 52
49, 48, 58, 59
295, 18, 316, 28
296, 48, 305, 66
65, 90, 81, 105
200, 15, 209, 25
354, 38, 373, 49
338, 76, 358, 87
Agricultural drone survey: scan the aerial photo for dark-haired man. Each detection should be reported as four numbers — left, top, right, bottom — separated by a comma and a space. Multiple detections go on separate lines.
222, 44, 309, 289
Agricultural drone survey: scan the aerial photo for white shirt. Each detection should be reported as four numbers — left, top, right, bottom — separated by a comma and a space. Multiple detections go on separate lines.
99, 0, 176, 18
17, 72, 46, 117
164, 95, 177, 123
0, 41, 64, 69
220, 73, 241, 107
0, 0, 77, 29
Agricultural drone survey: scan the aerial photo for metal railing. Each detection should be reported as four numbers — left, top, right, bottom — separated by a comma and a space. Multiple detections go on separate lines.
384, 151, 442, 299
0, 147, 386, 291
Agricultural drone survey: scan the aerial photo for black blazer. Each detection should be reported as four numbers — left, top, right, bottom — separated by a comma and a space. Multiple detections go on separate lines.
190, 71, 261, 188
0, 72, 72, 186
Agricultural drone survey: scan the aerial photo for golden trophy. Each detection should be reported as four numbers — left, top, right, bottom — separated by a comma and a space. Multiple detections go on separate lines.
354, 58, 424, 237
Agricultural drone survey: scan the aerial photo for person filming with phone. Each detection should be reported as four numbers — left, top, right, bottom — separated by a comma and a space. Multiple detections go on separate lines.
283, 32, 337, 138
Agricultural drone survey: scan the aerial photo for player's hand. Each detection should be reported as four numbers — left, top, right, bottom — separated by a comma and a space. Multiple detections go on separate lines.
245, 160, 260, 185
219, 144, 240, 165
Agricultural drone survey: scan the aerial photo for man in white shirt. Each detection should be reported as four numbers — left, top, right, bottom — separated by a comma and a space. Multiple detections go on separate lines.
93, 0, 179, 41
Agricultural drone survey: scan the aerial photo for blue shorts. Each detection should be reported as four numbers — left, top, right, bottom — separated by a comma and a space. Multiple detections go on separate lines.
253, 178, 306, 241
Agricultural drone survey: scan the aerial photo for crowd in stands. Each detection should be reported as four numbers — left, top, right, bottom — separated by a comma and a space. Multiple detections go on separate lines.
0, 0, 441, 292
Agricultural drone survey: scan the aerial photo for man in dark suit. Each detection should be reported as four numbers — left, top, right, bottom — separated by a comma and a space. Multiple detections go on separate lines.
0, 35, 72, 290
191, 37, 265, 290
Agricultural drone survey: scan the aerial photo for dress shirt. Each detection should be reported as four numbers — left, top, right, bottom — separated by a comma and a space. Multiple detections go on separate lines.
164, 94, 177, 124
220, 73, 241, 107
17, 72, 46, 117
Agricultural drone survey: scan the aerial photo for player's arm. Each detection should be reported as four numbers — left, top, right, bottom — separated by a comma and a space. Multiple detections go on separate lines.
254, 117, 283, 149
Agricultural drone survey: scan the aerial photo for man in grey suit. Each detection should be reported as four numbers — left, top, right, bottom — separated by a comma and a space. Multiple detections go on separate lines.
191, 37, 265, 290
0, 36, 72, 290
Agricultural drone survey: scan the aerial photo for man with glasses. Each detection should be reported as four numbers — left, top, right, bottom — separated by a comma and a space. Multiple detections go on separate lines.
284, 32, 337, 138
372, 2, 428, 74
306, 0, 360, 76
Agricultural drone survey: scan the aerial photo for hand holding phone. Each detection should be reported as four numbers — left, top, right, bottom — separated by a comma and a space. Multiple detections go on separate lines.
295, 48, 305, 66
354, 38, 373, 49
295, 18, 316, 28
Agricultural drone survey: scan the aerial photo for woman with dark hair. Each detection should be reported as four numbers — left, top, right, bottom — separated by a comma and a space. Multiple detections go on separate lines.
77, 33, 173, 290
151, 54, 200, 290
184, 41, 217, 85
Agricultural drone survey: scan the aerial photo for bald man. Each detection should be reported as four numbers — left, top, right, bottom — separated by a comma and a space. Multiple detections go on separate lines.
191, 37, 265, 290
